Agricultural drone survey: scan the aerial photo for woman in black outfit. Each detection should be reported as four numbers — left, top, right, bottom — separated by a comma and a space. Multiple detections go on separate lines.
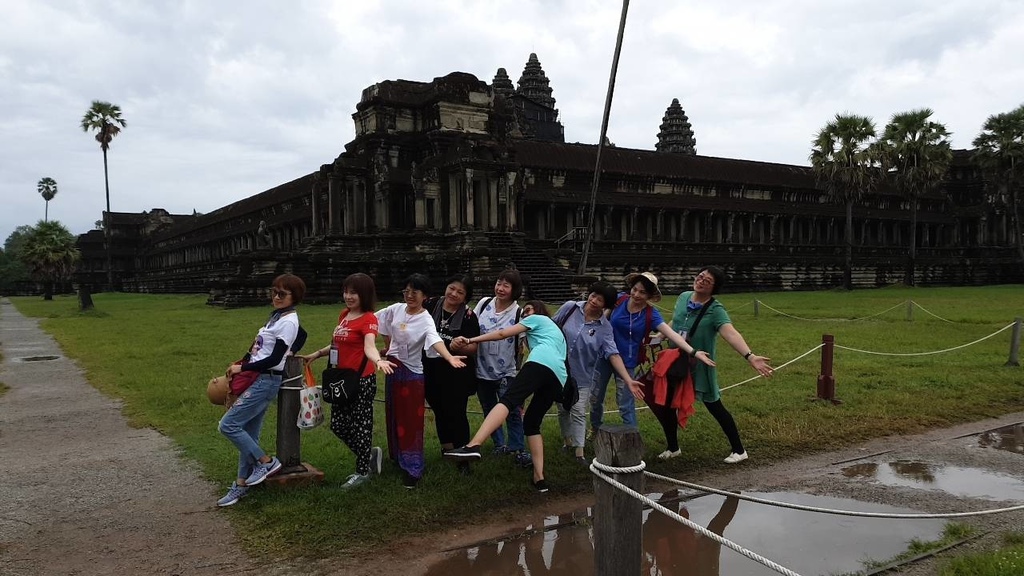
423, 274, 480, 472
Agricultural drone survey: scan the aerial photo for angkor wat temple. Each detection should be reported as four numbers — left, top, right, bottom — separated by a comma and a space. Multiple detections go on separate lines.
76, 53, 1022, 306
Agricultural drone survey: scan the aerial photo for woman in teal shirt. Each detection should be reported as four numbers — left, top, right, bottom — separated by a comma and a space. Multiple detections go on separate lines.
444, 301, 566, 493
664, 266, 773, 463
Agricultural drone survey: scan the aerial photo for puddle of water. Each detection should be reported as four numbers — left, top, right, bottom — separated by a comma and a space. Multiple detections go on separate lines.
978, 424, 1024, 455
18, 355, 60, 362
841, 460, 1024, 501
423, 491, 943, 576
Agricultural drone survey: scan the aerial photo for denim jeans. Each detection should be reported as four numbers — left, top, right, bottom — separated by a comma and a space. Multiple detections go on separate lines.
478, 376, 525, 451
558, 378, 592, 449
219, 373, 281, 480
589, 358, 637, 429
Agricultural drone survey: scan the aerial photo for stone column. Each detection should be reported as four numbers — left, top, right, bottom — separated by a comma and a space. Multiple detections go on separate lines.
310, 179, 321, 236
328, 175, 341, 235
488, 177, 498, 230
464, 168, 475, 229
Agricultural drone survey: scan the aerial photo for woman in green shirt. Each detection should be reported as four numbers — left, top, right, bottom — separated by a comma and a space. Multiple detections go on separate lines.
665, 266, 774, 463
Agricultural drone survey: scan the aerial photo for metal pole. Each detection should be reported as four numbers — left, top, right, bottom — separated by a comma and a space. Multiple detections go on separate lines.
577, 0, 630, 276
753, 299, 760, 319
1007, 317, 1022, 367
906, 299, 913, 322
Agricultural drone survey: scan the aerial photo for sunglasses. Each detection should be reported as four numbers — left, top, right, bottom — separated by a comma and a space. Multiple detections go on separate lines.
269, 288, 292, 299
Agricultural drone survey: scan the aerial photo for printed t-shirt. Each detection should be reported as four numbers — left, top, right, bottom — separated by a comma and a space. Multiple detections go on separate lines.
331, 309, 379, 378
249, 312, 300, 372
473, 298, 520, 379
376, 302, 442, 374
670, 291, 732, 401
519, 314, 568, 386
609, 300, 664, 369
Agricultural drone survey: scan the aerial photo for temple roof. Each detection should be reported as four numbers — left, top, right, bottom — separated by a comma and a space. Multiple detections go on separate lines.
516, 53, 555, 109
514, 141, 816, 189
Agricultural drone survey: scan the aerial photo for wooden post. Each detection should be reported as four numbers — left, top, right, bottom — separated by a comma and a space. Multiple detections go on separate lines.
815, 334, 841, 404
1007, 317, 1022, 367
593, 425, 644, 576
276, 356, 305, 472
753, 299, 760, 318
906, 299, 913, 322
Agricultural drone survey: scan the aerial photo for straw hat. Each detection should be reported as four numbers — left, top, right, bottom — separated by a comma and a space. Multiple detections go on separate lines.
207, 375, 230, 406
623, 271, 662, 302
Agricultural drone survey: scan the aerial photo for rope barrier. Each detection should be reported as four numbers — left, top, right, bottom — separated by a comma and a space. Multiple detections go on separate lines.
278, 373, 305, 390
911, 301, 957, 324
719, 343, 824, 392
646, 472, 1024, 519
590, 460, 803, 576
757, 300, 906, 322
835, 322, 1016, 357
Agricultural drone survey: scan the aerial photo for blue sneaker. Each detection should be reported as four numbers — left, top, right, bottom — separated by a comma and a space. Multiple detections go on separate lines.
244, 456, 282, 487
513, 450, 533, 469
216, 482, 249, 507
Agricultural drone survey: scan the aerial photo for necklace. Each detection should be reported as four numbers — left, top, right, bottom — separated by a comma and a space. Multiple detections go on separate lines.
628, 307, 643, 359
439, 308, 454, 330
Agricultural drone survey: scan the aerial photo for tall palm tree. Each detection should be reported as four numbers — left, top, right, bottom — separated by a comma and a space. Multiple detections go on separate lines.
810, 114, 878, 289
872, 109, 953, 286
19, 220, 81, 300
81, 100, 126, 291
973, 104, 1024, 268
37, 177, 58, 222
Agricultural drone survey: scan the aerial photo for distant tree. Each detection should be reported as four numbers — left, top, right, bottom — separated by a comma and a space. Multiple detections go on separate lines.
810, 113, 878, 289
973, 104, 1024, 267
0, 247, 29, 294
37, 177, 58, 222
872, 109, 953, 285
81, 100, 126, 290
4, 225, 34, 255
18, 221, 81, 300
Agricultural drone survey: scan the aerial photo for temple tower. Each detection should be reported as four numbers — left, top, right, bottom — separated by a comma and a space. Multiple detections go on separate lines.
491, 67, 515, 97
516, 53, 556, 109
656, 98, 696, 154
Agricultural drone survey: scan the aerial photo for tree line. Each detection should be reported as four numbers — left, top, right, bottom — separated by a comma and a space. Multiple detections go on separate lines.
810, 104, 1024, 289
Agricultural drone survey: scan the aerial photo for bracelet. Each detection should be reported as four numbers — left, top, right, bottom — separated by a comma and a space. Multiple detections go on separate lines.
743, 351, 753, 360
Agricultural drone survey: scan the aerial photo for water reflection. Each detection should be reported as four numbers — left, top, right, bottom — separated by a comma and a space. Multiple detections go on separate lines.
643, 493, 739, 575
840, 460, 1024, 500
978, 424, 1024, 454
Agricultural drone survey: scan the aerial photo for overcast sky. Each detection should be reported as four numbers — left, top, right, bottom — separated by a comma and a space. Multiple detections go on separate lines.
2, 0, 1022, 244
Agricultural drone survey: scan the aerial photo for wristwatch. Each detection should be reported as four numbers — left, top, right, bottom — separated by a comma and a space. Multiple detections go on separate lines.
743, 351, 754, 360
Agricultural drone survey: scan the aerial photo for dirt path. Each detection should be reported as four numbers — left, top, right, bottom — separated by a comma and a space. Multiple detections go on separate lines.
1, 297, 1022, 575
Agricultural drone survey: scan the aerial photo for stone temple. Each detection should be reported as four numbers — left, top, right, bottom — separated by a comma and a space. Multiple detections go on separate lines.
76, 53, 1022, 306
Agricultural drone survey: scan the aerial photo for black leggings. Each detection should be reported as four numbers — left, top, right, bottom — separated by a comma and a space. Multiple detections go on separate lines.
653, 399, 744, 454
424, 359, 471, 448
501, 361, 562, 436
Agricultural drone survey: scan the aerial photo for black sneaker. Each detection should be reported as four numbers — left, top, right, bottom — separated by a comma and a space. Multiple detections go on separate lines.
532, 479, 549, 493
443, 445, 482, 460
402, 471, 419, 489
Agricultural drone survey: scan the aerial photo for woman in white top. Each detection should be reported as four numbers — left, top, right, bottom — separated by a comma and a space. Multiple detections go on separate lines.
377, 273, 466, 488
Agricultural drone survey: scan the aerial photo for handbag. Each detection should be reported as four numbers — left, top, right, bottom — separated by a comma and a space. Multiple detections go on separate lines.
554, 305, 581, 411
297, 363, 324, 430
321, 355, 369, 405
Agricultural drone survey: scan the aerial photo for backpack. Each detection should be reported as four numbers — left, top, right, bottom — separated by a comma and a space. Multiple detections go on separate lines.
478, 297, 524, 365
553, 304, 581, 411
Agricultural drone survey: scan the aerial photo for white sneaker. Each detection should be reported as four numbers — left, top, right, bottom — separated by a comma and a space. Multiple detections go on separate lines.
724, 451, 748, 464
657, 449, 681, 460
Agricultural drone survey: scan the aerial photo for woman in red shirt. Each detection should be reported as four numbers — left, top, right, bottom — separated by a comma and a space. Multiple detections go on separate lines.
300, 273, 395, 490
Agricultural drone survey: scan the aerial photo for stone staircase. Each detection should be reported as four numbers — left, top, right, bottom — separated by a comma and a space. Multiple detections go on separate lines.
486, 233, 575, 303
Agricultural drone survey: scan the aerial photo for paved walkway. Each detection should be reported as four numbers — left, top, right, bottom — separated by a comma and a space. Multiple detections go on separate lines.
0, 299, 274, 575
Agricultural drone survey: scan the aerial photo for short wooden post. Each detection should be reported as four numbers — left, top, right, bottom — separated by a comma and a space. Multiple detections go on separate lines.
906, 300, 913, 322
815, 334, 841, 404
276, 356, 305, 472
1007, 317, 1022, 367
593, 425, 645, 576
753, 299, 760, 318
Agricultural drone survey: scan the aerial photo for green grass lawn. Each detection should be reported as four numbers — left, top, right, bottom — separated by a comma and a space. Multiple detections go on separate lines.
7, 285, 1024, 558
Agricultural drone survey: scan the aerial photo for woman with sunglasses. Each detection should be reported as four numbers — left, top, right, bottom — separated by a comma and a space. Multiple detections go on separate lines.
216, 274, 307, 507
377, 273, 466, 489
666, 266, 773, 463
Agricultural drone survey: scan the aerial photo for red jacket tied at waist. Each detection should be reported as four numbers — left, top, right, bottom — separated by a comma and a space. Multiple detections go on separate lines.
648, 348, 696, 429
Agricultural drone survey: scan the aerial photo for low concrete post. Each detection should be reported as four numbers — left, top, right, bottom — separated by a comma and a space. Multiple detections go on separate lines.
753, 299, 760, 318
276, 356, 304, 471
1007, 317, 1022, 367
593, 425, 644, 576
815, 334, 841, 404
906, 300, 913, 322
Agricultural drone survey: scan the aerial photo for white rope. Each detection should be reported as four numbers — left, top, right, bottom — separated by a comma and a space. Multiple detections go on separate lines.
834, 322, 1016, 357
720, 343, 824, 392
757, 300, 906, 322
277, 373, 305, 390
911, 300, 957, 324
589, 460, 803, 576
647, 473, 1024, 519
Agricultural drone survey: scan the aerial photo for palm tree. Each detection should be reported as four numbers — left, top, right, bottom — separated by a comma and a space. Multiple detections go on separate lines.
872, 109, 953, 285
81, 100, 126, 291
37, 177, 58, 222
19, 220, 81, 300
810, 114, 878, 289
973, 104, 1024, 268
